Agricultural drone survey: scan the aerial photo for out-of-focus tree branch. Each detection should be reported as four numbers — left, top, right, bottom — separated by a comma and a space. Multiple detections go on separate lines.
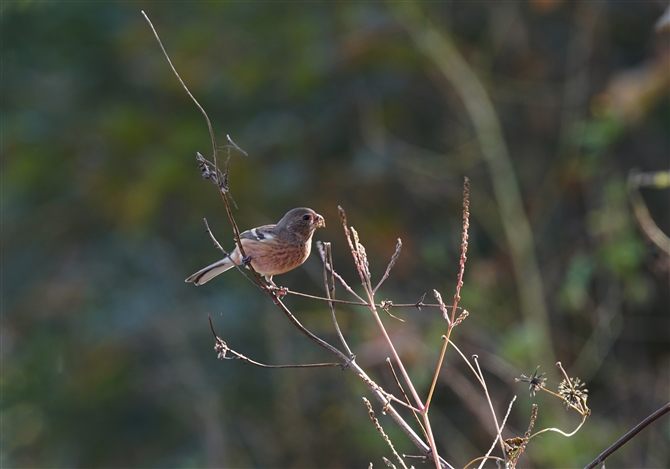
390, 2, 555, 365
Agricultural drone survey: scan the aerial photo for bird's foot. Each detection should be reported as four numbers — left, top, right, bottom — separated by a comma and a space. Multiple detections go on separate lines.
267, 280, 288, 299
275, 287, 288, 299
242, 255, 252, 266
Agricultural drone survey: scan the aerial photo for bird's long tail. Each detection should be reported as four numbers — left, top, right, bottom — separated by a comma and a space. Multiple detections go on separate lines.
185, 257, 236, 285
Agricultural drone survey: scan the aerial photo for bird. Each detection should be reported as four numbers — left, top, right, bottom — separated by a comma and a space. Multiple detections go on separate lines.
185, 207, 325, 286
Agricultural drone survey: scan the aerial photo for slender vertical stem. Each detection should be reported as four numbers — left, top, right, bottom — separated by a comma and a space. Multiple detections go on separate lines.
426, 178, 470, 411
474, 356, 505, 454
323, 242, 353, 357
367, 292, 424, 410
425, 336, 450, 412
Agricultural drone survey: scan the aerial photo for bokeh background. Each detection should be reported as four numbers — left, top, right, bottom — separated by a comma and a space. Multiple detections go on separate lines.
3, 1, 669, 468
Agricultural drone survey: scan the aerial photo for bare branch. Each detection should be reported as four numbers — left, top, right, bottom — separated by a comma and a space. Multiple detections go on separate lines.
143, 11, 257, 283
317, 240, 367, 303
282, 285, 457, 312
208, 316, 341, 369
338, 208, 446, 469
283, 288, 370, 306
473, 355, 506, 455
322, 241, 354, 357
583, 402, 670, 469
386, 358, 428, 441
477, 396, 517, 469
141, 11, 217, 160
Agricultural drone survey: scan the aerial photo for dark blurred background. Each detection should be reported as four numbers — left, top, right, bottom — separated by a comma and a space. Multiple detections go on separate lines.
3, 1, 669, 468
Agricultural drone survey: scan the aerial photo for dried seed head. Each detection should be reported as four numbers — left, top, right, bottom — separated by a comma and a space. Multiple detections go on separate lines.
452, 309, 469, 327
515, 367, 547, 396
558, 376, 589, 411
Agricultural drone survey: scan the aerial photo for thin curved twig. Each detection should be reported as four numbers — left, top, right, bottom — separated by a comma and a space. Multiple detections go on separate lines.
141, 11, 216, 160
209, 317, 342, 369
473, 356, 505, 456
143, 9, 251, 271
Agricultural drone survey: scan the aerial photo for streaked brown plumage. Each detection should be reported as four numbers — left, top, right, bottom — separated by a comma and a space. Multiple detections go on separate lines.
185, 207, 325, 285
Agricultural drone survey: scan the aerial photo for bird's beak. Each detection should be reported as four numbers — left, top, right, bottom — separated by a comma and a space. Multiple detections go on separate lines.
315, 214, 325, 228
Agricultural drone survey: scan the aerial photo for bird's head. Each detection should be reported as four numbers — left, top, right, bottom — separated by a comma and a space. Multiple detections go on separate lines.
278, 207, 325, 239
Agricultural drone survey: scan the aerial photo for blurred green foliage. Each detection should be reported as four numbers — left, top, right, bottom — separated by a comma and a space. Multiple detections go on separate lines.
2, 2, 668, 468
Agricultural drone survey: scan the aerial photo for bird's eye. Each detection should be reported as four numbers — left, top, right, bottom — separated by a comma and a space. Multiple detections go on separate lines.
302, 214, 311, 221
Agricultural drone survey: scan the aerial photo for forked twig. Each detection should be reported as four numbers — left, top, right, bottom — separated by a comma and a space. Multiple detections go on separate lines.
386, 358, 428, 441
468, 396, 516, 469
208, 316, 341, 369
318, 240, 367, 303
338, 206, 452, 469
338, 206, 425, 410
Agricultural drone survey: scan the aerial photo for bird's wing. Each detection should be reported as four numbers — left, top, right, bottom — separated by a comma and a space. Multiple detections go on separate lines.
238, 224, 277, 242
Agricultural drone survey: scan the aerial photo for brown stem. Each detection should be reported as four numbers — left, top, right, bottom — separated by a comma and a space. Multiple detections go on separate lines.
583, 402, 670, 469
386, 358, 428, 441
208, 317, 342, 369
426, 177, 470, 411
141, 12, 216, 160
321, 242, 354, 357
